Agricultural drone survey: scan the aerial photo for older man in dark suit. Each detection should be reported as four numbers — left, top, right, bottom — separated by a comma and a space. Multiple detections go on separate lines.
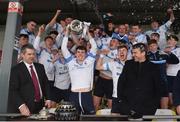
8, 44, 52, 116
117, 43, 167, 118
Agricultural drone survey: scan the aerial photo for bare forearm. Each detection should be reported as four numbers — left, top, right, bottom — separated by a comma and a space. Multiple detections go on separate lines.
96, 55, 104, 70
170, 12, 175, 22
48, 10, 61, 27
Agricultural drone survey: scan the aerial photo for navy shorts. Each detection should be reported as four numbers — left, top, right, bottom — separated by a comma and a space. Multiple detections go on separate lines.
93, 76, 113, 99
52, 86, 70, 103
69, 91, 95, 115
167, 76, 176, 93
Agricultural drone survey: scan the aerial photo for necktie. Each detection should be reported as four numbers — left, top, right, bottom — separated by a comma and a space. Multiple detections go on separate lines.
30, 65, 41, 102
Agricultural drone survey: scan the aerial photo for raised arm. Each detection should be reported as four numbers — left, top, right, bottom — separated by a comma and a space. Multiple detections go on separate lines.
61, 26, 72, 59
88, 30, 97, 54
33, 25, 45, 52
46, 10, 61, 28
159, 8, 175, 31
167, 8, 175, 22
55, 32, 64, 48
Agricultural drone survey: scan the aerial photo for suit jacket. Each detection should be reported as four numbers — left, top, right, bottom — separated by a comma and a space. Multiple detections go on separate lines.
117, 59, 167, 115
8, 62, 51, 113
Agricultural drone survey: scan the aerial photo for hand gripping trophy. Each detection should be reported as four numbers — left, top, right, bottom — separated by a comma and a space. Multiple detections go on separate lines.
68, 19, 91, 40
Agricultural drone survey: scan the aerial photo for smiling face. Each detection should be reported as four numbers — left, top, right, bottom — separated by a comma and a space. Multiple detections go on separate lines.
65, 17, 73, 25
45, 37, 54, 49
131, 25, 141, 34
75, 49, 86, 62
167, 37, 177, 48
110, 39, 120, 49
150, 33, 160, 41
27, 21, 36, 32
21, 48, 36, 64
148, 43, 158, 53
118, 25, 126, 35
117, 47, 128, 61
132, 48, 146, 62
19, 36, 29, 47
151, 21, 159, 30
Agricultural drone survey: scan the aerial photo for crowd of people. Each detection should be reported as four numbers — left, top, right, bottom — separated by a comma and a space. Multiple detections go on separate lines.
7, 7, 180, 118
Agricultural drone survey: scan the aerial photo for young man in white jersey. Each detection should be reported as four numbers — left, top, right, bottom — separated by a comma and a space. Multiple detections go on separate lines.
61, 26, 97, 114
93, 37, 120, 111
52, 48, 71, 104
96, 45, 128, 114
20, 20, 37, 45
131, 24, 147, 44
166, 35, 180, 107
145, 8, 175, 49
45, 10, 73, 34
33, 25, 59, 102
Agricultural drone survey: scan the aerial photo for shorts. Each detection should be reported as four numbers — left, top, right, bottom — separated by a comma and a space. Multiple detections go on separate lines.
52, 86, 70, 103
93, 76, 113, 99
167, 76, 176, 93
69, 91, 95, 115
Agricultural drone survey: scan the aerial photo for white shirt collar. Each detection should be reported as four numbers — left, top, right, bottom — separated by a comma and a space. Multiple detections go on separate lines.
23, 61, 34, 67
23, 61, 35, 72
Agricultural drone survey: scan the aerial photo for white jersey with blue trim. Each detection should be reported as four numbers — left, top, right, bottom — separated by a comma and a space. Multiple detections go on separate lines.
145, 20, 172, 49
103, 60, 125, 98
95, 36, 111, 49
61, 35, 97, 91
100, 48, 118, 78
54, 59, 70, 90
33, 35, 55, 81
167, 47, 180, 76
20, 28, 35, 45
45, 23, 63, 34
66, 54, 96, 91
38, 48, 55, 81
135, 33, 147, 44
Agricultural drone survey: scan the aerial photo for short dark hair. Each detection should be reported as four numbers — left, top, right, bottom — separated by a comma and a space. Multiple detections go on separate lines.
150, 32, 160, 38
132, 43, 147, 53
151, 19, 159, 24
76, 46, 87, 53
132, 24, 141, 28
167, 35, 179, 42
21, 44, 35, 54
117, 44, 128, 51
44, 36, 53, 41
19, 34, 29, 39
148, 39, 158, 45
49, 30, 58, 36
27, 20, 37, 24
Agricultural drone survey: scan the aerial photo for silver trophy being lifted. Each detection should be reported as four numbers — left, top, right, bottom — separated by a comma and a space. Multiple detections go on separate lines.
69, 19, 91, 40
